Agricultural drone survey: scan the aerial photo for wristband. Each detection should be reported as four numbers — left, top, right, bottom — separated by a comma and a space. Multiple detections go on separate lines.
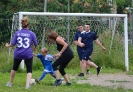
59, 52, 62, 54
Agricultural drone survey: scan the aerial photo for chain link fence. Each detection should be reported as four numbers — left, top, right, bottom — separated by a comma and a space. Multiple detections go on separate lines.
0, 0, 131, 71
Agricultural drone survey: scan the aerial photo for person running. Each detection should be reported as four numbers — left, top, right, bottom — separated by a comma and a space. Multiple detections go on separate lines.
33, 47, 57, 84
48, 31, 74, 86
74, 24, 90, 76
5, 16, 38, 89
78, 23, 106, 76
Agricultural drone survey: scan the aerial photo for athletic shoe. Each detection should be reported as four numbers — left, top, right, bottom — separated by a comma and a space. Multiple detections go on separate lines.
35, 78, 40, 84
78, 73, 84, 77
86, 70, 91, 75
25, 86, 31, 89
66, 82, 71, 86
60, 78, 64, 81
6, 82, 12, 87
53, 79, 62, 86
97, 66, 102, 75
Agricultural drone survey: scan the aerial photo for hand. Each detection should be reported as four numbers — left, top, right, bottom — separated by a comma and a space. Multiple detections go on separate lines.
5, 43, 10, 47
53, 53, 61, 57
33, 53, 36, 57
80, 43, 85, 47
102, 47, 106, 51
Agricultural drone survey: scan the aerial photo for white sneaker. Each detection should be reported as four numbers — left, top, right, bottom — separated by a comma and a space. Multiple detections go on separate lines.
60, 78, 64, 81
86, 70, 91, 75
25, 86, 31, 89
6, 82, 12, 87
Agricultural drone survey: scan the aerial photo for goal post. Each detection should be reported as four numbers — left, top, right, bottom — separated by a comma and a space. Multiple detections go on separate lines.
11, 12, 128, 71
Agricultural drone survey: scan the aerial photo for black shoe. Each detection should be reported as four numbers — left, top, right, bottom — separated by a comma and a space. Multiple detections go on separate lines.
53, 79, 62, 86
97, 66, 102, 75
78, 73, 84, 77
66, 82, 71, 86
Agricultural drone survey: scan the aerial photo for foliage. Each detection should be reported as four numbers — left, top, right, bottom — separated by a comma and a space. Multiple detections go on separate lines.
115, 0, 132, 14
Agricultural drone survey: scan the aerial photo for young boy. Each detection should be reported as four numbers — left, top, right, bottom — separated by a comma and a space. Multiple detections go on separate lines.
33, 47, 57, 84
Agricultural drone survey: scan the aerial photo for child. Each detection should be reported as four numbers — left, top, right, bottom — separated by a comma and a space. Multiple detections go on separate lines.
33, 47, 57, 84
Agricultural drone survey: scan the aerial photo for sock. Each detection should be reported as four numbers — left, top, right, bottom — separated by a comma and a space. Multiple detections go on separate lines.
39, 71, 48, 80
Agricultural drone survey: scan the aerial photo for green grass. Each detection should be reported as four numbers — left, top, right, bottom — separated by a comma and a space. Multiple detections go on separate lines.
0, 69, 132, 92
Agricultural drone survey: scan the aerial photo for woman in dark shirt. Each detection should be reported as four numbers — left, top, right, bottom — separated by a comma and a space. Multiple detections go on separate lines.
48, 31, 74, 86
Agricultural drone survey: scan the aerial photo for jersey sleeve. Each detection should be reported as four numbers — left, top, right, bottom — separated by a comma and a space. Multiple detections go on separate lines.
32, 32, 38, 46
74, 32, 78, 41
45, 54, 55, 61
36, 54, 42, 59
93, 32, 98, 40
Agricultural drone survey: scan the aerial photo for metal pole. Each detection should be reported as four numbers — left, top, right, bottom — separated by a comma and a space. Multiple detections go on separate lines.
124, 16, 129, 71
67, 0, 70, 43
44, 0, 47, 12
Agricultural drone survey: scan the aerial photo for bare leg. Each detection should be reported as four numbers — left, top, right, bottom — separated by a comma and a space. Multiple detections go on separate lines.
81, 60, 86, 74
26, 73, 32, 86
86, 60, 98, 68
10, 70, 16, 84
80, 60, 82, 71
54, 70, 60, 80
63, 74, 70, 83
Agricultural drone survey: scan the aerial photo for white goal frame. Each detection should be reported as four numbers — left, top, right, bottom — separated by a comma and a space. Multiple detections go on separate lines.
15, 12, 128, 71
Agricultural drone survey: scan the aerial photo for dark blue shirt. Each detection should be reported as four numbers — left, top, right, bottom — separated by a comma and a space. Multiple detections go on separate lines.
74, 31, 82, 50
79, 31, 97, 48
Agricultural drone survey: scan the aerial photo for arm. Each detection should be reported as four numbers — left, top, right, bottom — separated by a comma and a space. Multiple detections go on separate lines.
5, 43, 13, 47
33, 53, 37, 57
78, 37, 84, 47
74, 41, 81, 46
95, 39, 106, 51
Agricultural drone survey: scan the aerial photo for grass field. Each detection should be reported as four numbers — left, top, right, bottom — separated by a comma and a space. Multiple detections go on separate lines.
0, 68, 133, 92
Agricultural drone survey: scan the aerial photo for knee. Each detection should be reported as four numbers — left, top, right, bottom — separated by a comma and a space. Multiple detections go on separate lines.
52, 64, 57, 71
59, 67, 65, 76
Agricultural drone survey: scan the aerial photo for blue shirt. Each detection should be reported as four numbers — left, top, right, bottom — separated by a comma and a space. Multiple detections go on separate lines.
37, 54, 55, 72
79, 31, 97, 48
74, 31, 82, 50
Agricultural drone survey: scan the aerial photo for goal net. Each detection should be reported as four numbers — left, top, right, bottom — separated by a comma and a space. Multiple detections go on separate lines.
10, 12, 128, 71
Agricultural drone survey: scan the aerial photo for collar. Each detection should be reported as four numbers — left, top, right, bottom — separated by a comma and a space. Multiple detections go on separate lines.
86, 30, 90, 33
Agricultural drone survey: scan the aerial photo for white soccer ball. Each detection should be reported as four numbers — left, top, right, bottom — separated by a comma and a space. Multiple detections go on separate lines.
30, 79, 36, 85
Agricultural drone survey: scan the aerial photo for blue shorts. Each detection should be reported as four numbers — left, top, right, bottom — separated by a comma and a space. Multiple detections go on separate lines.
77, 47, 83, 60
82, 48, 93, 61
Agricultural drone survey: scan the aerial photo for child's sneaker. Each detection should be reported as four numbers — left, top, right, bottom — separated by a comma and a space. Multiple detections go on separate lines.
53, 79, 62, 86
25, 86, 31, 89
35, 78, 40, 84
6, 82, 12, 87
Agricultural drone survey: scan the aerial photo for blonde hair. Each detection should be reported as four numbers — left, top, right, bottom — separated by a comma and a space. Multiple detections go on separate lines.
41, 47, 48, 53
21, 16, 29, 28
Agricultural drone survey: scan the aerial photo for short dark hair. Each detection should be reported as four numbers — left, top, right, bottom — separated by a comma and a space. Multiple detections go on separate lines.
85, 23, 90, 26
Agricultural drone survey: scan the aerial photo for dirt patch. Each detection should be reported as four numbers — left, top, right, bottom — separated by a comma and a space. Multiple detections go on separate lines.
70, 73, 133, 90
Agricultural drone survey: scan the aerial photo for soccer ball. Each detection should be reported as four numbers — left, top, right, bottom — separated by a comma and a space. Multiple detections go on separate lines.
30, 79, 36, 85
